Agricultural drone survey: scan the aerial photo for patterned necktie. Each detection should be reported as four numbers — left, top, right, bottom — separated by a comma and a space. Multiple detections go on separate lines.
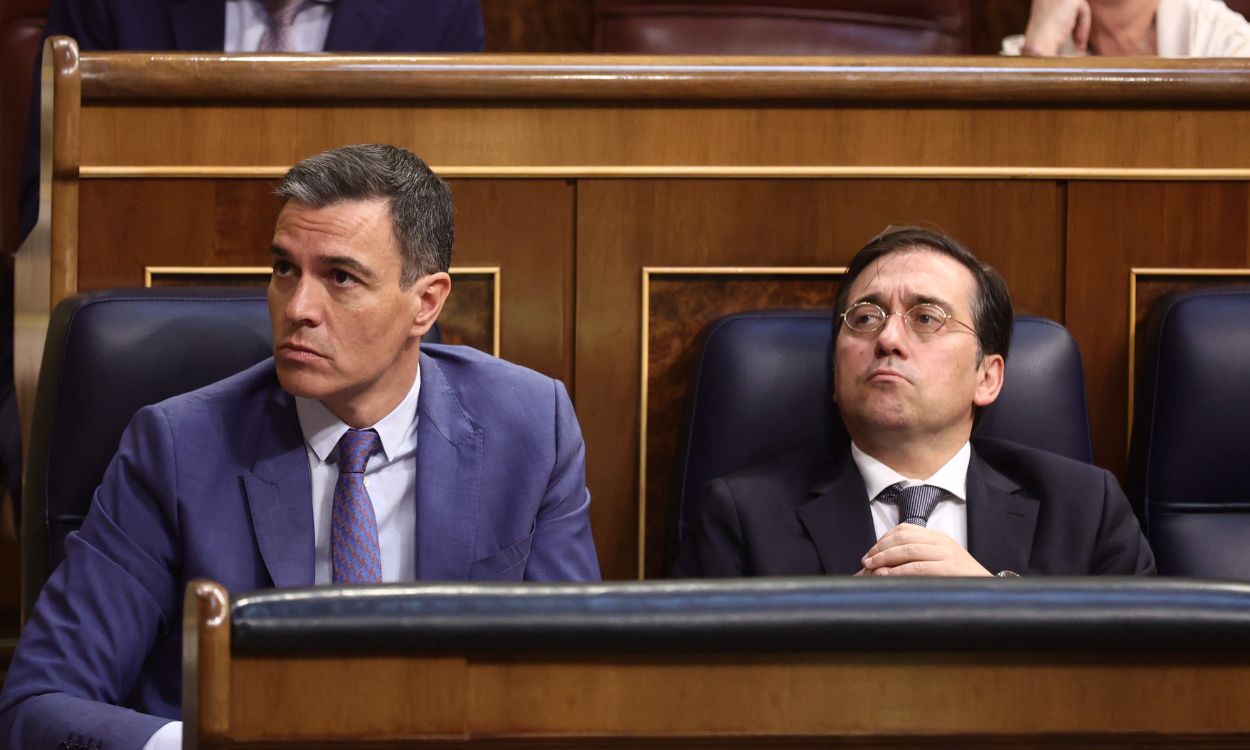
331, 428, 383, 583
257, 0, 305, 52
877, 483, 944, 527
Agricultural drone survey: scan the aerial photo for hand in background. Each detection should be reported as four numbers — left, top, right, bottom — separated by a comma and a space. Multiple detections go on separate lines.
858, 524, 993, 577
1023, 0, 1093, 55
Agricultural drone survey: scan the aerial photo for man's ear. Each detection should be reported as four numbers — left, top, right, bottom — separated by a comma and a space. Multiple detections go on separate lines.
972, 352, 1005, 408
410, 272, 451, 338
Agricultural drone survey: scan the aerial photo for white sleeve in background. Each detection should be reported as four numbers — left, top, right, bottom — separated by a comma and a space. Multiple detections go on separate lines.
142, 720, 182, 750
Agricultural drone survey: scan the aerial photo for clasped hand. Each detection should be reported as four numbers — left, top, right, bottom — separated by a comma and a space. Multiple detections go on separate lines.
857, 524, 992, 577
1023, 0, 1093, 55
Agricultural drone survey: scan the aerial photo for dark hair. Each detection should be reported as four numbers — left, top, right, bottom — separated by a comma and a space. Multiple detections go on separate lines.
276, 144, 454, 286
834, 226, 1013, 363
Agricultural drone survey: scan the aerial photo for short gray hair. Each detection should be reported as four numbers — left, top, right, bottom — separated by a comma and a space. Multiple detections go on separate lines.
276, 144, 454, 286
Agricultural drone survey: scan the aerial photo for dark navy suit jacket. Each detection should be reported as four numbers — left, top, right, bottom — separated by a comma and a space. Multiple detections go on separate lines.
0, 345, 599, 749
674, 437, 1156, 578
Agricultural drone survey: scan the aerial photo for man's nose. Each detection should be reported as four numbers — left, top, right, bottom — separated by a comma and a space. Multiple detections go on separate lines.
874, 312, 909, 356
284, 277, 323, 326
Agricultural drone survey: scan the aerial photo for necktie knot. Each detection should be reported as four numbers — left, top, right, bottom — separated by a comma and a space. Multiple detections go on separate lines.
257, 0, 305, 51
338, 429, 380, 475
262, 0, 304, 27
877, 482, 944, 527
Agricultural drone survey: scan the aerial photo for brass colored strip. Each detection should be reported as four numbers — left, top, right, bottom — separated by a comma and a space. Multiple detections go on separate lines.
81, 165, 1250, 180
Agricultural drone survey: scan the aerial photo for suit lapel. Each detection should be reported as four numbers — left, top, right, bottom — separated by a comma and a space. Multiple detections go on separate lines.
169, 0, 227, 50
242, 386, 316, 587
796, 454, 877, 575
413, 352, 482, 580
324, 0, 389, 51
966, 450, 1038, 575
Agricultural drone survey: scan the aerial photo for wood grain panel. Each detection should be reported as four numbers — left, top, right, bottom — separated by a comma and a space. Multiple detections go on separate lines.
482, 0, 593, 52
448, 180, 575, 385
76, 178, 573, 380
1066, 182, 1250, 477
577, 179, 1062, 578
78, 179, 282, 290
468, 653, 1250, 737
77, 106, 1250, 172
203, 646, 1250, 745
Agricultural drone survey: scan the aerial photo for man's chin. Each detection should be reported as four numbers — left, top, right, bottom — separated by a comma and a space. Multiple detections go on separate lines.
274, 363, 333, 401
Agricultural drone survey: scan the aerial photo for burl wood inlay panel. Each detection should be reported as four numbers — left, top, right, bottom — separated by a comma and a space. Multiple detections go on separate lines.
644, 272, 841, 577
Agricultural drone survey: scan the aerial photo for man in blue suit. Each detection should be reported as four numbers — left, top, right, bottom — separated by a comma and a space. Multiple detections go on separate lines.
4, 0, 486, 544
0, 143, 600, 750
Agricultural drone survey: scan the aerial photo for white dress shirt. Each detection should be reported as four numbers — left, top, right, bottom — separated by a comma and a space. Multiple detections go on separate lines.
852, 441, 971, 547
225, 0, 335, 52
296, 370, 421, 584
143, 368, 421, 750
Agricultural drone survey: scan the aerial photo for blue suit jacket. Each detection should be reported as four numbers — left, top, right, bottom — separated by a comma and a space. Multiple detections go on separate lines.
0, 345, 599, 749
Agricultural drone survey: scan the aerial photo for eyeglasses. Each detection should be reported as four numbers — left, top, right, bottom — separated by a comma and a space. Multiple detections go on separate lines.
840, 301, 978, 337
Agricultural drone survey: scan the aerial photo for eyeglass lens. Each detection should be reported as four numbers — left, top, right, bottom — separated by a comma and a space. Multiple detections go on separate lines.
843, 302, 948, 334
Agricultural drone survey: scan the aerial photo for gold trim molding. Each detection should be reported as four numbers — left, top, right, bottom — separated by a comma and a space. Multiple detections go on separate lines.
1126, 267, 1250, 451
144, 265, 502, 357
638, 266, 846, 579
82, 166, 1250, 181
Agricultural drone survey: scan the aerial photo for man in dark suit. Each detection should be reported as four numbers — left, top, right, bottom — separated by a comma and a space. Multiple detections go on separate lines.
0, 144, 599, 750
675, 227, 1154, 579
3, 0, 485, 516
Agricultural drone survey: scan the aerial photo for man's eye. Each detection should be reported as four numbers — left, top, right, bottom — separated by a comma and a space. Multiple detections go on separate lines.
272, 260, 293, 276
855, 311, 882, 326
332, 269, 358, 286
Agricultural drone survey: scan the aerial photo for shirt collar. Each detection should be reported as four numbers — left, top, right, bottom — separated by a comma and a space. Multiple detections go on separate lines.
295, 366, 422, 465
851, 441, 971, 504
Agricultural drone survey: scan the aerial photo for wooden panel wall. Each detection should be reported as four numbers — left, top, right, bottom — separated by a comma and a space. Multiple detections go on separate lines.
19, 50, 1250, 582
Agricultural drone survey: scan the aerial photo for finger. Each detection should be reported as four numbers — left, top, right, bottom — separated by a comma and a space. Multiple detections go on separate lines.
864, 524, 937, 556
1073, 0, 1092, 50
874, 560, 942, 577
863, 542, 948, 570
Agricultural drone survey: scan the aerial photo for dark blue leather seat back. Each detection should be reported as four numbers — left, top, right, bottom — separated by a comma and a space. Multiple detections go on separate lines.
21, 288, 273, 618
1129, 286, 1250, 578
677, 310, 1091, 545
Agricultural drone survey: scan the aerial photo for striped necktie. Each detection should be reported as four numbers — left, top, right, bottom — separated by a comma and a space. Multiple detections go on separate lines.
878, 483, 944, 527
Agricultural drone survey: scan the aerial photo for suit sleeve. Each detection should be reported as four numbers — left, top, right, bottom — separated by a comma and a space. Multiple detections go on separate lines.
1092, 469, 1157, 575
672, 478, 751, 578
0, 406, 181, 749
521, 378, 600, 581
